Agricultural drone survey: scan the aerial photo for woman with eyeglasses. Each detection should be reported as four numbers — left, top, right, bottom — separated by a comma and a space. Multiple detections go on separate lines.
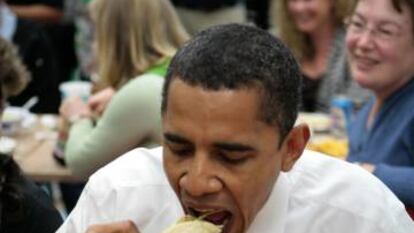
346, 0, 414, 214
271, 0, 370, 112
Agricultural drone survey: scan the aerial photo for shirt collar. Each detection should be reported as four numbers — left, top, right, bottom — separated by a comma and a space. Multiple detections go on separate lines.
247, 172, 291, 233
0, 4, 17, 41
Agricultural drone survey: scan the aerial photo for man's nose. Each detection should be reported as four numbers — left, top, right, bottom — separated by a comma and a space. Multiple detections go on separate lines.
179, 153, 223, 197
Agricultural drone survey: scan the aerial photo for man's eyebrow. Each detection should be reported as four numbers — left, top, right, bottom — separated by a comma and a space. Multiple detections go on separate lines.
213, 142, 255, 152
164, 132, 191, 144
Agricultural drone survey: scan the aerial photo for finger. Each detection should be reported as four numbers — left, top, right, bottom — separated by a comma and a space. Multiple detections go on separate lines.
88, 96, 99, 108
96, 103, 107, 115
85, 220, 140, 233
59, 104, 65, 115
59, 101, 71, 116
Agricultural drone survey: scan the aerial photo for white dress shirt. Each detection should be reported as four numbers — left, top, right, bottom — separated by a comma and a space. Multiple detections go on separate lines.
57, 147, 414, 233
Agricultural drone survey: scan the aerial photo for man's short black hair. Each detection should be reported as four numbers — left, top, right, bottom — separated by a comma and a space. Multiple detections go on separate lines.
161, 24, 302, 140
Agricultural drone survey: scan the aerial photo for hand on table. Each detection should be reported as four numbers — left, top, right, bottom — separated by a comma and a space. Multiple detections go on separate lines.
86, 220, 140, 233
88, 87, 115, 117
60, 96, 92, 122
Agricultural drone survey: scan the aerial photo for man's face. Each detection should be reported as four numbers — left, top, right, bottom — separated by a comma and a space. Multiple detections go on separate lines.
162, 79, 301, 233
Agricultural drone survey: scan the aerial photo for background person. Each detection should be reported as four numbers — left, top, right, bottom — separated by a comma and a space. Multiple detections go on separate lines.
245, 0, 271, 29
0, 0, 60, 113
0, 37, 62, 233
59, 0, 189, 177
272, 0, 370, 112
6, 0, 63, 23
345, 0, 414, 213
57, 24, 413, 233
171, 0, 247, 35
58, 0, 188, 213
8, 0, 79, 101
63, 0, 95, 80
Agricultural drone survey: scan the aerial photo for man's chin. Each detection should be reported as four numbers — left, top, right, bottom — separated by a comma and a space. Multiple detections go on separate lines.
223, 217, 246, 233
220, 216, 233, 233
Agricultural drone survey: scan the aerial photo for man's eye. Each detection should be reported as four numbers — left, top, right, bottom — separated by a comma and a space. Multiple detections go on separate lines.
169, 146, 193, 157
218, 152, 249, 165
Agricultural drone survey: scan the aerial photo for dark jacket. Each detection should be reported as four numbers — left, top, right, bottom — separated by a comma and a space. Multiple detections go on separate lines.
0, 157, 63, 233
8, 18, 60, 113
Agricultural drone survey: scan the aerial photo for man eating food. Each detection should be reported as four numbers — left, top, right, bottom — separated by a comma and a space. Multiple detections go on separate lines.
56, 24, 414, 233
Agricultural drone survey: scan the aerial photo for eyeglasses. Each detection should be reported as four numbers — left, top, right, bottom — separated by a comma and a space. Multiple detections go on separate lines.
346, 17, 402, 42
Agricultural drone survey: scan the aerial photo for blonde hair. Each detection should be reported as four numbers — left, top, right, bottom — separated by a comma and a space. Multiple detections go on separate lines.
271, 0, 354, 61
90, 0, 189, 89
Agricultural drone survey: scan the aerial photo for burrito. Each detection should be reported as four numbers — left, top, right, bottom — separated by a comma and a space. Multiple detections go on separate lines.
162, 215, 222, 233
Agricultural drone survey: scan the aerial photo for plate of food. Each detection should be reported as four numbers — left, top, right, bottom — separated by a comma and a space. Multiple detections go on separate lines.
307, 136, 348, 159
296, 112, 332, 133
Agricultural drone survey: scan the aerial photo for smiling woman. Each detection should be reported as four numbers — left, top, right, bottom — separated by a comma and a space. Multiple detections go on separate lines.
271, 0, 370, 112
346, 0, 414, 211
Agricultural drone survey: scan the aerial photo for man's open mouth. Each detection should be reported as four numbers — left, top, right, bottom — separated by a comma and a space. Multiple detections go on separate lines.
188, 206, 233, 230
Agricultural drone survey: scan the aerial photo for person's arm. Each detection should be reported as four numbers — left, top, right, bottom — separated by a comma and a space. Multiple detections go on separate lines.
9, 4, 63, 23
359, 124, 414, 207
85, 221, 140, 233
64, 75, 164, 177
88, 87, 116, 117
376, 121, 414, 207
372, 164, 414, 206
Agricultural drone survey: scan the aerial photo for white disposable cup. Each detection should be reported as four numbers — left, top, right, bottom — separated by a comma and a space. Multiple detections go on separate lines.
59, 81, 92, 100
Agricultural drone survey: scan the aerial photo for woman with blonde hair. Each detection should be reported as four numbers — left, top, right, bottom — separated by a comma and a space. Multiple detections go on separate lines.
271, 0, 369, 112
59, 0, 189, 177
91, 0, 188, 90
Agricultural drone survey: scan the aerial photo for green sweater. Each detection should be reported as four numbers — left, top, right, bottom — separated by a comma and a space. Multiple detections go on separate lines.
65, 65, 167, 177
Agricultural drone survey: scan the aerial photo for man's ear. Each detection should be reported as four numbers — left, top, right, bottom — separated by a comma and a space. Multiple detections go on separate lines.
281, 123, 310, 172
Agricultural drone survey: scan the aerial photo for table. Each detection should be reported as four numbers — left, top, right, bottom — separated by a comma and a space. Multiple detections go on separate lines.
10, 115, 86, 183
297, 112, 349, 159
10, 113, 345, 180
